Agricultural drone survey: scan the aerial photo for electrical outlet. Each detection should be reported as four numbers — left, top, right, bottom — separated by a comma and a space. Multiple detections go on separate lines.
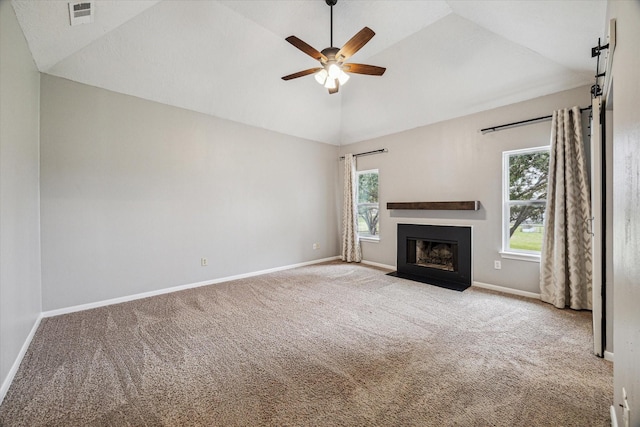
494, 260, 501, 270
313, 243, 319, 250
201, 258, 208, 267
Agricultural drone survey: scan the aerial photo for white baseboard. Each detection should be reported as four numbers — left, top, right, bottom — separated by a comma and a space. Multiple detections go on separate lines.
604, 351, 614, 362
472, 281, 541, 300
0, 313, 43, 405
361, 260, 396, 270
42, 256, 341, 318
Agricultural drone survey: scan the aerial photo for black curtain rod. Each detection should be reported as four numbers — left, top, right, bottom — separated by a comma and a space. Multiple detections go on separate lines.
480, 106, 592, 134
339, 148, 388, 160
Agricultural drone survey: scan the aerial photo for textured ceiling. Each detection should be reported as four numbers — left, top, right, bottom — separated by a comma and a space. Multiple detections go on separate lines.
12, 0, 606, 145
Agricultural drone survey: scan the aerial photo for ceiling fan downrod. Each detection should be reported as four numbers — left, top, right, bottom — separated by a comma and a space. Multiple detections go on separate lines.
327, 0, 337, 47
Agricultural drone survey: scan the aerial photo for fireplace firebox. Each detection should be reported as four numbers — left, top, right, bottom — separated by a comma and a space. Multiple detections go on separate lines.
388, 224, 472, 291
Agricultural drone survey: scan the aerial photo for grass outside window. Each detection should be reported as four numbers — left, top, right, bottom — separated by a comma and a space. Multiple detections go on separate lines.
509, 224, 544, 252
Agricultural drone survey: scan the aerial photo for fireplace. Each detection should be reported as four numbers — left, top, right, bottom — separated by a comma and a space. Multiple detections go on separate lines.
389, 224, 472, 291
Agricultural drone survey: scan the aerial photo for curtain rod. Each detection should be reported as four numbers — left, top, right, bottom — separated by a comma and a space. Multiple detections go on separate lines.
480, 106, 592, 135
339, 148, 388, 160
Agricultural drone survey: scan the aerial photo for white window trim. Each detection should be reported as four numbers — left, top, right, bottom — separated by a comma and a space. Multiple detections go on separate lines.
359, 236, 380, 243
356, 169, 380, 241
500, 251, 541, 263
502, 146, 549, 259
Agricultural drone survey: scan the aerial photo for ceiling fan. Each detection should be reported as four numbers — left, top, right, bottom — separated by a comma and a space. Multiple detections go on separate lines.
281, 0, 386, 94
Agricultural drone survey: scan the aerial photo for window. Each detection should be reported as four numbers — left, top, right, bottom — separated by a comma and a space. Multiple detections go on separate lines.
502, 147, 550, 258
357, 169, 379, 240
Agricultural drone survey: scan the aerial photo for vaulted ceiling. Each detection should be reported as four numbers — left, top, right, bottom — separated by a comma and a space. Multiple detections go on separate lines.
12, 0, 606, 145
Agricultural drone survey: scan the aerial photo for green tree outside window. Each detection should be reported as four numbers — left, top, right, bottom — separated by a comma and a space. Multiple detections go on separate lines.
357, 170, 379, 238
504, 148, 550, 253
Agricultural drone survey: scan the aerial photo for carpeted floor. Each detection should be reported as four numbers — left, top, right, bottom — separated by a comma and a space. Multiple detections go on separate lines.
0, 261, 612, 426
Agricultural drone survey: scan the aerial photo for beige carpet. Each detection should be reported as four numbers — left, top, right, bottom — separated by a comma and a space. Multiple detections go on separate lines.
0, 261, 612, 426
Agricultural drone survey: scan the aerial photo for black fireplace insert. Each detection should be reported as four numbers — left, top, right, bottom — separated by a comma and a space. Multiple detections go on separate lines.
388, 224, 472, 291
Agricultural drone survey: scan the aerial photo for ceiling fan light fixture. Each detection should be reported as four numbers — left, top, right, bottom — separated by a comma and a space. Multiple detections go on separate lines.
327, 63, 341, 79
328, 63, 349, 86
324, 78, 337, 90
337, 70, 350, 86
315, 69, 328, 85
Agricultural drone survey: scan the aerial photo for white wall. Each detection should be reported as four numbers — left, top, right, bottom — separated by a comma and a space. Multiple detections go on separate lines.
339, 86, 591, 295
0, 0, 42, 397
606, 0, 640, 423
605, 108, 614, 354
40, 75, 340, 311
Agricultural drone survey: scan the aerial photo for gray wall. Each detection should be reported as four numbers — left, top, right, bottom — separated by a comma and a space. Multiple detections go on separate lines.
40, 75, 339, 311
339, 86, 591, 295
607, 1, 640, 422
0, 0, 42, 394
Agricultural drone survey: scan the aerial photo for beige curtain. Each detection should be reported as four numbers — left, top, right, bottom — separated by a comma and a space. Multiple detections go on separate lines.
540, 106, 592, 310
341, 154, 362, 263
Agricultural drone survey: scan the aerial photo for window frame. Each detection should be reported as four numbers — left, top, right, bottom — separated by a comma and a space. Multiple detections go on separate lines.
501, 146, 550, 262
356, 168, 380, 242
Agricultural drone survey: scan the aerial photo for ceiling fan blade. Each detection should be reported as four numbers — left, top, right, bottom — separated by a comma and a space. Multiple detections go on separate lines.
282, 67, 323, 81
336, 27, 375, 61
343, 63, 386, 76
285, 36, 328, 62
328, 79, 339, 94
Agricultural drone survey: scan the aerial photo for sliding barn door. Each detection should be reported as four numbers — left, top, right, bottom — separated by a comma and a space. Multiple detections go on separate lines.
590, 96, 604, 357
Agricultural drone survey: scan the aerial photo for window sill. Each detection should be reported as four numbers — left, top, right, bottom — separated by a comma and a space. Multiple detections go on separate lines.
359, 236, 380, 243
500, 251, 540, 263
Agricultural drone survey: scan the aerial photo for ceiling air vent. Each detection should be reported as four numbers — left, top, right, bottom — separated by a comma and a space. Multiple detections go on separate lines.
68, 1, 94, 26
